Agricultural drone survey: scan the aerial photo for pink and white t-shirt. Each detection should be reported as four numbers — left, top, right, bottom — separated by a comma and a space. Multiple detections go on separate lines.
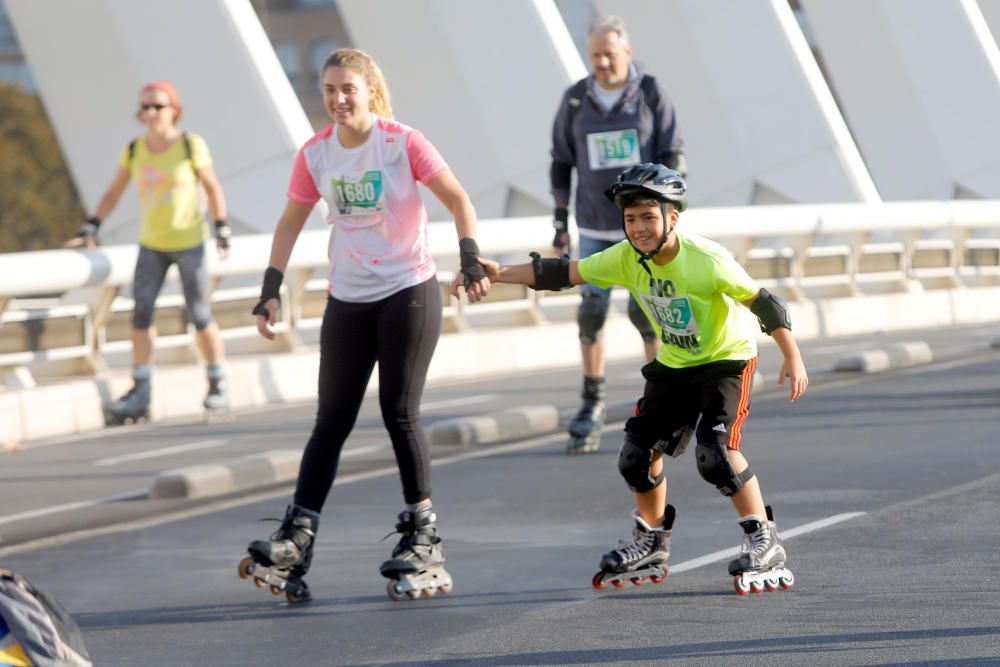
287, 116, 449, 302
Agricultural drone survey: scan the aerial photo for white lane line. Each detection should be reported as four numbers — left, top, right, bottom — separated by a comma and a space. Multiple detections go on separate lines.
341, 443, 389, 459
93, 440, 226, 467
0, 489, 147, 527
669, 511, 867, 574
421, 394, 497, 412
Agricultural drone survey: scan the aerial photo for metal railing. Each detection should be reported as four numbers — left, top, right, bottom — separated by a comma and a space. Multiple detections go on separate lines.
2, 200, 1000, 388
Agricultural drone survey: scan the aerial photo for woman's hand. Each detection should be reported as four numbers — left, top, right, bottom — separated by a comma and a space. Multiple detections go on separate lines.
254, 298, 280, 340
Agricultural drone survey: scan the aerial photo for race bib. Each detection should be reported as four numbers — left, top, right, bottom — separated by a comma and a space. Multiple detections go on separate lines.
640, 293, 701, 352
332, 170, 385, 215
586, 128, 640, 171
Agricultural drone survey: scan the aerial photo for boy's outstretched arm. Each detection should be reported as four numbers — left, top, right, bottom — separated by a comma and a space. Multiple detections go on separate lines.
742, 289, 809, 402
450, 255, 585, 297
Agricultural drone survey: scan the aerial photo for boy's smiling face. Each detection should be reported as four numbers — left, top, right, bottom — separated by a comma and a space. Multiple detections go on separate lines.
624, 202, 676, 254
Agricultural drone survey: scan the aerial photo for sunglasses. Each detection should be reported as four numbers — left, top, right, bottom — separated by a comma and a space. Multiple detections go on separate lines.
139, 103, 169, 111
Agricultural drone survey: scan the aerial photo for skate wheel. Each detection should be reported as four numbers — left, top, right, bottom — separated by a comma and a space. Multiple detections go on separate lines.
650, 573, 667, 584
749, 579, 764, 594
270, 585, 283, 595
592, 572, 608, 589
238, 557, 254, 580
611, 578, 626, 588
733, 576, 751, 596
438, 583, 453, 595
631, 577, 646, 586
254, 578, 266, 589
386, 581, 406, 602
779, 572, 795, 590
405, 590, 421, 600
286, 590, 311, 604
422, 586, 437, 597
764, 579, 777, 592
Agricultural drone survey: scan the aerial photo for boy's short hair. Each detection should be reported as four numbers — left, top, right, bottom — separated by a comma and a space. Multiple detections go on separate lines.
618, 193, 674, 212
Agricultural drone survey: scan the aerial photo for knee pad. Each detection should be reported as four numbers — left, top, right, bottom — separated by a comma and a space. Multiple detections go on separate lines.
694, 441, 755, 497
578, 291, 610, 345
627, 296, 657, 342
618, 434, 665, 493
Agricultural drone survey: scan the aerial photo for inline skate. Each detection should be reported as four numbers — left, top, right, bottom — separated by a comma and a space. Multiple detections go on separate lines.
379, 506, 453, 601
203, 375, 232, 423
728, 505, 794, 595
592, 504, 675, 589
239, 504, 319, 603
566, 376, 606, 454
105, 377, 150, 426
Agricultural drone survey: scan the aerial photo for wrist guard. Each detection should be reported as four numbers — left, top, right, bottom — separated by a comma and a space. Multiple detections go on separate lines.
77, 216, 101, 238
529, 251, 572, 291
214, 219, 232, 250
552, 207, 569, 233
252, 266, 283, 318
459, 237, 486, 288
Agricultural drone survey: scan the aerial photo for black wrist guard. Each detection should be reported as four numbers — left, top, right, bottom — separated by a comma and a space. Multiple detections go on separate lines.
214, 219, 232, 250
552, 207, 569, 233
529, 251, 572, 291
749, 288, 791, 335
252, 266, 283, 318
459, 237, 486, 288
78, 216, 101, 238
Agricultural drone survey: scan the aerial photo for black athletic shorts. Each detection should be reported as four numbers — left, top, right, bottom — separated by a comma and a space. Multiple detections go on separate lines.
625, 357, 757, 456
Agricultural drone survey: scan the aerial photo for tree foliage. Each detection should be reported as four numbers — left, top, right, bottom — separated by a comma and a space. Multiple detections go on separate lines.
0, 82, 85, 253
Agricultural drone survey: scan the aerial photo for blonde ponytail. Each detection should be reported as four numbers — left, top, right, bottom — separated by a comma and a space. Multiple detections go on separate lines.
322, 48, 394, 119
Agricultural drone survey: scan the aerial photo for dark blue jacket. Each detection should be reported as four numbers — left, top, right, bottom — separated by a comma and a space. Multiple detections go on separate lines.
550, 65, 685, 235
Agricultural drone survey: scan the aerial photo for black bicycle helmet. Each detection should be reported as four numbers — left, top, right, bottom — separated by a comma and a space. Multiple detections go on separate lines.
605, 163, 687, 212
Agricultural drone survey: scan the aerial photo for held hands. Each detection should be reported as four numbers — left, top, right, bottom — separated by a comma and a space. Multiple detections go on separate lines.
450, 257, 500, 301
458, 238, 491, 303
778, 354, 809, 402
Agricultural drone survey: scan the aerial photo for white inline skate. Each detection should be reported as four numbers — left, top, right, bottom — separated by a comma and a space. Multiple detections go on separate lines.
379, 507, 453, 601
728, 505, 794, 595
593, 504, 675, 589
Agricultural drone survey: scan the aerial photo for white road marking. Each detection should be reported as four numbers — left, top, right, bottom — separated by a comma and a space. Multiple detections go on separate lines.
93, 440, 226, 467
0, 489, 147, 527
422, 394, 497, 411
669, 511, 867, 574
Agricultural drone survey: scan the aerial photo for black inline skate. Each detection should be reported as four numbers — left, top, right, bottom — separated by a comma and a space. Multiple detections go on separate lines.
379, 506, 453, 601
239, 504, 319, 603
105, 377, 151, 426
566, 376, 606, 454
728, 505, 794, 595
593, 504, 675, 589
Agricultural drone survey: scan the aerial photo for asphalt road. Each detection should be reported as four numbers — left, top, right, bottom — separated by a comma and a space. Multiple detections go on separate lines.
1, 327, 998, 665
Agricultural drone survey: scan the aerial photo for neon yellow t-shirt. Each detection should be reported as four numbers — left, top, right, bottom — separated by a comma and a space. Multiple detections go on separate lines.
578, 233, 760, 368
117, 133, 212, 251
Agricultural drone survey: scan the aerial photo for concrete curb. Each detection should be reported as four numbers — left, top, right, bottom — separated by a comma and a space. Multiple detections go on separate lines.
150, 450, 301, 499
149, 403, 561, 498
833, 341, 933, 373
426, 404, 559, 446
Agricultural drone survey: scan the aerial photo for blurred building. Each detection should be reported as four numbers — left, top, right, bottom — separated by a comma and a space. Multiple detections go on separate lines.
249, 0, 352, 129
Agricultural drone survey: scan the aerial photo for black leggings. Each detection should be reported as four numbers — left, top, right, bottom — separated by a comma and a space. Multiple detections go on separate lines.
294, 277, 442, 511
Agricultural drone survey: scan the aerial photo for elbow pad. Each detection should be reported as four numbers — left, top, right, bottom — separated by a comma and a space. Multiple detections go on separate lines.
749, 288, 791, 335
529, 252, 572, 291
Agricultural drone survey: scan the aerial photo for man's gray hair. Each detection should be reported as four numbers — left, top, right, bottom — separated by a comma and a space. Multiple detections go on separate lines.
589, 15, 629, 45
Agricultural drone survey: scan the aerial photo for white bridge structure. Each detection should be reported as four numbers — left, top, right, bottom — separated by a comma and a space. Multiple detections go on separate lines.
3, 2, 1000, 437
3, 202, 1000, 390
